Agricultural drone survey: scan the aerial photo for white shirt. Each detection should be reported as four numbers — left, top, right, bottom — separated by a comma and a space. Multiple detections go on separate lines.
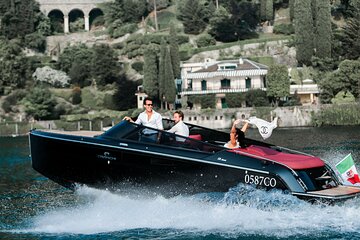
167, 120, 189, 141
135, 110, 163, 131
224, 141, 239, 148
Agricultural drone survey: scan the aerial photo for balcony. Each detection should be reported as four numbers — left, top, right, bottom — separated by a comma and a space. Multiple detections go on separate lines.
290, 84, 320, 94
179, 87, 267, 95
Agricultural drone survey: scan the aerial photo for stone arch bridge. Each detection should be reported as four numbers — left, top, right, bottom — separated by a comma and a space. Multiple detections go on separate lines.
37, 0, 112, 33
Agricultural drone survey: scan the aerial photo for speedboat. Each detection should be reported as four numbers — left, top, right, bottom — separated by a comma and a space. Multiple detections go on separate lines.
29, 119, 360, 203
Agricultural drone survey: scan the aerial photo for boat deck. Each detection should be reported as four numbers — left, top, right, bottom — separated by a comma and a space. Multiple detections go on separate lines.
308, 185, 360, 196
40, 130, 104, 137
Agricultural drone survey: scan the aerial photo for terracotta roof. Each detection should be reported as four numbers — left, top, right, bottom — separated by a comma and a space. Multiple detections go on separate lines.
194, 59, 268, 73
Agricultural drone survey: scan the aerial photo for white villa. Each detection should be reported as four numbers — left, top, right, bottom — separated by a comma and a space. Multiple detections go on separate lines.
136, 58, 320, 109
178, 58, 268, 109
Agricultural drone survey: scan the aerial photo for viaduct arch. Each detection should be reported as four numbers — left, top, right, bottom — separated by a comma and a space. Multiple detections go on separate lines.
37, 0, 111, 33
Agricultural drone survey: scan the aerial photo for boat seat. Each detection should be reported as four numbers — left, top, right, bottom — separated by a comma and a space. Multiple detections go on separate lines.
188, 134, 202, 141
230, 145, 325, 170
181, 135, 203, 151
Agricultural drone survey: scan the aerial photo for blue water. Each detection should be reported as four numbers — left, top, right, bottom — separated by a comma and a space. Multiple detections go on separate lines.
1, 127, 360, 239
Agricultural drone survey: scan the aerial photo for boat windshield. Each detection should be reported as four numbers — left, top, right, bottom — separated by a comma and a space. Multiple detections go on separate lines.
101, 120, 225, 153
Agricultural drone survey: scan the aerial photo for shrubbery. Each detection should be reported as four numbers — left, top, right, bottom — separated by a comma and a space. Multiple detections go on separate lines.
196, 34, 216, 48
226, 93, 246, 108
131, 61, 144, 73
273, 23, 295, 35
188, 94, 216, 109
312, 104, 360, 126
71, 87, 82, 105
245, 89, 270, 107
2, 90, 27, 113
111, 23, 138, 38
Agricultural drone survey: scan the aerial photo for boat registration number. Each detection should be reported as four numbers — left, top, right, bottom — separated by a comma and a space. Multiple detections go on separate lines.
244, 171, 277, 187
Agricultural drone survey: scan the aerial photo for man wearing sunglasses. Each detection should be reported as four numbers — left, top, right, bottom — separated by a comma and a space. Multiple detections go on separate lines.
124, 97, 163, 142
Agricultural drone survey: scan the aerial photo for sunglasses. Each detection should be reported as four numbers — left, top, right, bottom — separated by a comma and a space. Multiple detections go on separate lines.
145, 104, 153, 106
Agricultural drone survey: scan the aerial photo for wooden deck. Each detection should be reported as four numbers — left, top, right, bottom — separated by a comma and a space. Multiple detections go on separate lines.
308, 185, 360, 196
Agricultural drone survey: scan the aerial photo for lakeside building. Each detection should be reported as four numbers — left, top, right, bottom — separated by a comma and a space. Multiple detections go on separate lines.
178, 58, 268, 109
136, 58, 320, 109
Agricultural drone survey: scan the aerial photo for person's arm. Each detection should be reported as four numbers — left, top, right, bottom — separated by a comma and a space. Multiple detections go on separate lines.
229, 119, 241, 146
231, 119, 241, 132
123, 116, 134, 122
167, 124, 177, 133
241, 121, 249, 133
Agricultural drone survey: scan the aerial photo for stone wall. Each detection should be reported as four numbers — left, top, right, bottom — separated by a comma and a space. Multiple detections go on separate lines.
163, 105, 320, 129
189, 40, 297, 67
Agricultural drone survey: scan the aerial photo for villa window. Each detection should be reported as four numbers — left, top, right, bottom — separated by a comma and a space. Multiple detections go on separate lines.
218, 64, 237, 71
245, 77, 251, 88
187, 79, 193, 90
221, 79, 231, 89
263, 76, 267, 88
201, 80, 207, 90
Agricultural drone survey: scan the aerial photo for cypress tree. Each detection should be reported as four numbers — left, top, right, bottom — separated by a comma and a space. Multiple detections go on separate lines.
143, 44, 159, 99
265, 0, 274, 22
314, 0, 332, 59
260, 0, 267, 21
341, 0, 360, 60
164, 47, 176, 109
294, 0, 314, 66
158, 38, 167, 108
169, 24, 180, 79
289, 0, 294, 22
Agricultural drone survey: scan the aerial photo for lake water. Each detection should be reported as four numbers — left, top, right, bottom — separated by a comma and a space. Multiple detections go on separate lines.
1, 126, 360, 239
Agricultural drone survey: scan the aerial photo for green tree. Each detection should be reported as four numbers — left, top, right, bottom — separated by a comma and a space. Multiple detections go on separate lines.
334, 59, 360, 99
289, 0, 295, 21
142, 44, 159, 99
163, 47, 176, 109
169, 24, 180, 79
158, 38, 167, 108
91, 44, 120, 87
0, 0, 40, 39
318, 59, 360, 103
57, 44, 92, 73
0, 39, 30, 91
71, 86, 82, 105
24, 32, 46, 52
246, 89, 270, 107
177, 0, 209, 34
102, 0, 147, 36
319, 72, 345, 103
294, 0, 314, 66
340, 1, 360, 60
209, 1, 259, 42
113, 75, 139, 110
21, 87, 56, 120
209, 6, 234, 42
314, 0, 332, 59
266, 64, 290, 106
260, 0, 267, 21
266, 0, 274, 22
68, 60, 92, 87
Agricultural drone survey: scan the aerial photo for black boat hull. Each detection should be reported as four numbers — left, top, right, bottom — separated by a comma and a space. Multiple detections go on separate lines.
30, 131, 291, 195
29, 120, 360, 202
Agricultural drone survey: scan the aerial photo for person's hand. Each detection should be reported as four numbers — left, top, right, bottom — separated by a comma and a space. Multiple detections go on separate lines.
123, 116, 131, 121
233, 119, 241, 126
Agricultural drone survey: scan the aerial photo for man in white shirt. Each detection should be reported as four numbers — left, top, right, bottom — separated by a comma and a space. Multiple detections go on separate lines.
167, 110, 189, 141
124, 97, 163, 142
